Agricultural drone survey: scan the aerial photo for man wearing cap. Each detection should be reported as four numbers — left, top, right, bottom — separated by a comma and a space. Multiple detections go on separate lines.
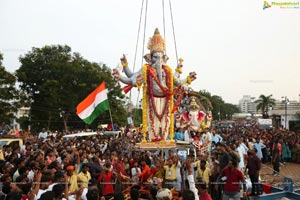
66, 150, 81, 195
66, 165, 78, 194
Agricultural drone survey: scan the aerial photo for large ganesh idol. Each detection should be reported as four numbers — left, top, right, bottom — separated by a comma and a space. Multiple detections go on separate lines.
113, 28, 197, 141
178, 97, 212, 133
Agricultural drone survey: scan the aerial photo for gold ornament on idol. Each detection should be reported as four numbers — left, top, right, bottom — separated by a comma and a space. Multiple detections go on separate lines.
147, 28, 166, 53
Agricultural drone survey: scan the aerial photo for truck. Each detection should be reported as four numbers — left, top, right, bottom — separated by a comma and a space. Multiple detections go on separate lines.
257, 118, 273, 130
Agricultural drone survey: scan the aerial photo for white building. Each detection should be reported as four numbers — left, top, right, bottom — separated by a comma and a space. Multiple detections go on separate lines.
239, 95, 259, 114
12, 107, 30, 130
269, 100, 300, 130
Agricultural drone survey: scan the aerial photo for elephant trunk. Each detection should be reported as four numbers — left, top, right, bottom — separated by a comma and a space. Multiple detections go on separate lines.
191, 118, 200, 129
157, 65, 163, 84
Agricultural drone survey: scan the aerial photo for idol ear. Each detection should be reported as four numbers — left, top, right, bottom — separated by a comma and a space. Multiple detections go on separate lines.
198, 111, 206, 121
162, 55, 169, 63
181, 112, 189, 121
143, 54, 151, 64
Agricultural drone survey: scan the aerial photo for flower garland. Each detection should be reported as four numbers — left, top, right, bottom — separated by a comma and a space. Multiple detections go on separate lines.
163, 65, 172, 139
147, 66, 170, 121
147, 65, 170, 139
142, 64, 148, 141
163, 104, 170, 139
166, 66, 174, 140
142, 64, 181, 141
172, 90, 185, 113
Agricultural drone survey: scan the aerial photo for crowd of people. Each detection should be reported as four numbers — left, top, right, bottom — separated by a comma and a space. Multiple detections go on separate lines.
0, 123, 299, 200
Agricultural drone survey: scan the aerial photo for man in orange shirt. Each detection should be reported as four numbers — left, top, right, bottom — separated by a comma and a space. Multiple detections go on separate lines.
138, 159, 151, 185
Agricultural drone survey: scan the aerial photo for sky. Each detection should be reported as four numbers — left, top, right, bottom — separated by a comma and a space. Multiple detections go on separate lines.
1, 0, 300, 105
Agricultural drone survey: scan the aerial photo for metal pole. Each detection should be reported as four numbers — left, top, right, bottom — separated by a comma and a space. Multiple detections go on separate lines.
285, 100, 287, 129
108, 107, 114, 131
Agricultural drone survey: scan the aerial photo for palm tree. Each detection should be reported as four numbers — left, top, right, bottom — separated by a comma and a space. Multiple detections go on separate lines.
255, 94, 276, 113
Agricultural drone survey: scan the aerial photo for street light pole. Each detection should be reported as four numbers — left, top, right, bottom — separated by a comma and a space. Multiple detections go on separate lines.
282, 96, 289, 129
285, 101, 287, 129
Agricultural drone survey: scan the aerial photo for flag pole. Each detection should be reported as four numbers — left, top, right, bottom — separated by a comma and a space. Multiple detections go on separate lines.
108, 107, 114, 131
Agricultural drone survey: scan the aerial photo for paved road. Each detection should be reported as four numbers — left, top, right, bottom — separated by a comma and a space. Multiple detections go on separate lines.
260, 162, 300, 189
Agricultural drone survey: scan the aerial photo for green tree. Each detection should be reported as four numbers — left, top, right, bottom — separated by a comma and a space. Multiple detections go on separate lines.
210, 95, 224, 120
295, 112, 300, 129
132, 107, 142, 126
197, 90, 240, 120
16, 45, 126, 132
0, 53, 18, 124
198, 90, 212, 111
221, 103, 240, 119
255, 94, 276, 114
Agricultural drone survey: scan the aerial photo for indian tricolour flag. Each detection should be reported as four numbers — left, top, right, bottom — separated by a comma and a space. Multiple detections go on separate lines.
76, 81, 109, 124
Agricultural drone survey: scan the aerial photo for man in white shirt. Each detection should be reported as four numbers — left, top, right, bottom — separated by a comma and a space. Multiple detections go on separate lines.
173, 155, 182, 191
35, 174, 51, 200
211, 130, 223, 144
186, 156, 199, 200
38, 128, 48, 139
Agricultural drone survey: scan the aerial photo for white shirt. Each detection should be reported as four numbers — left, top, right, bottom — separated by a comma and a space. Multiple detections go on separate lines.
28, 170, 35, 182
35, 189, 46, 200
45, 183, 58, 192
131, 167, 141, 177
38, 132, 47, 139
212, 134, 223, 143
81, 188, 88, 200
13, 169, 20, 182
187, 174, 199, 200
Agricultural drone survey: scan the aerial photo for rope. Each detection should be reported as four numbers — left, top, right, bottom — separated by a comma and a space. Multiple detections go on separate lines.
162, 0, 166, 55
132, 0, 148, 123
141, 0, 148, 66
130, 0, 145, 117
132, 0, 145, 73
169, 0, 179, 66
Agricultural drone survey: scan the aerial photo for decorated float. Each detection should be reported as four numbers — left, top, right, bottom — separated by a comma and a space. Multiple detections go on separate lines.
113, 27, 212, 150
111, 1, 300, 199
